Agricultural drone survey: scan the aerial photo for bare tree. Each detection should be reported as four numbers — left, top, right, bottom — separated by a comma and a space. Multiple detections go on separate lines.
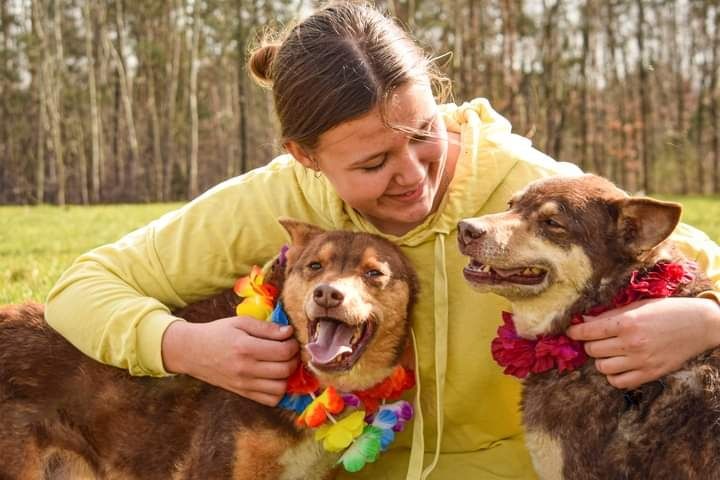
710, 5, 720, 193
188, 0, 201, 198
635, 0, 654, 193
84, 0, 102, 203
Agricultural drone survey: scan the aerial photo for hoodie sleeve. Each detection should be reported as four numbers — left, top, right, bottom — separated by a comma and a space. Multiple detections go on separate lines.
45, 156, 325, 376
670, 222, 720, 301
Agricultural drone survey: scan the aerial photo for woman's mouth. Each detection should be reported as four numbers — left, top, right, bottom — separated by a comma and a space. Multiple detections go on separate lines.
388, 181, 425, 202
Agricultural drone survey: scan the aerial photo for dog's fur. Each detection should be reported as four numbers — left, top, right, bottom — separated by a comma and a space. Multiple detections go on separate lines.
0, 220, 418, 480
458, 174, 719, 479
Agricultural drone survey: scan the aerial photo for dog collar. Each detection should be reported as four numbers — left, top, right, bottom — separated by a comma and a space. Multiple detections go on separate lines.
234, 265, 415, 473
492, 261, 696, 379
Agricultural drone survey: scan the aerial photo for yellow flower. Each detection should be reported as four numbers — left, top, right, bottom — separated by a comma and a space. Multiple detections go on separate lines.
235, 295, 274, 320
314, 410, 366, 452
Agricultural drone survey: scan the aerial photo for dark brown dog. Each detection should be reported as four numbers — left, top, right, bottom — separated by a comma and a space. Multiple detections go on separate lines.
0, 219, 417, 480
457, 174, 718, 479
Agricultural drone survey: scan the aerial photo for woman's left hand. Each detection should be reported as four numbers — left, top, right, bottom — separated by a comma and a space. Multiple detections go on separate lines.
566, 297, 720, 389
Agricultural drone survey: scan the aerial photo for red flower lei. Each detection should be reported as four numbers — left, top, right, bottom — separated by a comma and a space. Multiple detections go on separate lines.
491, 261, 696, 379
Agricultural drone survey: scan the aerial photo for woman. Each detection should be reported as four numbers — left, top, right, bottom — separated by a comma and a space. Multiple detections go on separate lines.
45, 3, 720, 479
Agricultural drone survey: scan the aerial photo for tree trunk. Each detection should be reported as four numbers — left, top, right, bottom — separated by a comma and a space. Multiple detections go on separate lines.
236, 0, 248, 175
33, 0, 65, 206
50, 0, 65, 205
635, 0, 654, 193
694, 3, 709, 194
0, 0, 9, 202
188, 0, 201, 198
710, 5, 720, 193
579, 0, 592, 172
84, 0, 101, 203
75, 118, 90, 205
107, 4, 139, 200
163, 0, 182, 200
501, 0, 518, 119
148, 69, 164, 201
670, 0, 688, 194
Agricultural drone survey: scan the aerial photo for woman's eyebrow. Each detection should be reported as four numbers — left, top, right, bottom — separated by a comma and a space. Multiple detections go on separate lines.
351, 112, 437, 166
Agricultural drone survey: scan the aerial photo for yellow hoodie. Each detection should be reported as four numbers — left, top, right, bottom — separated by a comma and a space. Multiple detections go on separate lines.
46, 99, 720, 479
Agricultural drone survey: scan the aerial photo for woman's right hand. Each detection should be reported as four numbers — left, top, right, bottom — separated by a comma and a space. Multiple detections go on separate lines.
161, 316, 300, 406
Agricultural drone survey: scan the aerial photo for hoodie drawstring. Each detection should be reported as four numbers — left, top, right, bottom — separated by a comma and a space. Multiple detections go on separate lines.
406, 233, 450, 479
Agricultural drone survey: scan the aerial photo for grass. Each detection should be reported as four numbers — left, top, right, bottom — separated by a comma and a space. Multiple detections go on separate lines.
658, 195, 720, 242
1, 197, 719, 305
0, 203, 181, 305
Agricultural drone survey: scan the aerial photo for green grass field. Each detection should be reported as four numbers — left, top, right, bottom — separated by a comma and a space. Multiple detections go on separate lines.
0, 203, 181, 305
1, 197, 719, 305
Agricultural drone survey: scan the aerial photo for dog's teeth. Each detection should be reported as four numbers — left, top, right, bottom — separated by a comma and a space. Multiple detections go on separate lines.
530, 267, 542, 275
522, 268, 533, 276
482, 265, 492, 273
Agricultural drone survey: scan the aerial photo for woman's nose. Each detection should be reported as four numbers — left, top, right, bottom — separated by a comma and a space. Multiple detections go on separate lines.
393, 146, 426, 186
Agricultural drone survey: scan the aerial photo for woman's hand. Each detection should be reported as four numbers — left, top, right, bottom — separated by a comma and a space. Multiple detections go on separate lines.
161, 316, 299, 406
566, 297, 720, 389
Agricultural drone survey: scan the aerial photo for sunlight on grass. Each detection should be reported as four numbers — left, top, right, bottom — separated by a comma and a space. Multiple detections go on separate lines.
1, 197, 719, 305
658, 195, 720, 243
0, 204, 181, 304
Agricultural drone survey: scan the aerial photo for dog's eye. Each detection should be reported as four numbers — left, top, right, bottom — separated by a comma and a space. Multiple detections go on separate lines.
365, 269, 384, 278
543, 218, 565, 229
307, 261, 322, 271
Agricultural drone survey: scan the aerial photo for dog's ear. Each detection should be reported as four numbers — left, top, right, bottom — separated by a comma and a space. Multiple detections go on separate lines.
615, 198, 682, 255
278, 217, 326, 248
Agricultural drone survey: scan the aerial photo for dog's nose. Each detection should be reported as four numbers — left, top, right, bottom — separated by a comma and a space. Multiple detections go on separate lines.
313, 284, 344, 308
458, 220, 486, 246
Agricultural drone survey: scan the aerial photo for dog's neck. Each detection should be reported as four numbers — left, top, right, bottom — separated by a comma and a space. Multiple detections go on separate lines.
509, 282, 584, 339
511, 247, 675, 339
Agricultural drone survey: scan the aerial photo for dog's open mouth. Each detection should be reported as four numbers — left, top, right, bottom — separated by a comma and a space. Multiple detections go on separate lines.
463, 260, 548, 285
306, 317, 375, 371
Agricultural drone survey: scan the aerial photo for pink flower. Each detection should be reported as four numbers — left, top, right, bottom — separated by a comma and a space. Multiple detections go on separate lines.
491, 313, 585, 379
491, 262, 693, 379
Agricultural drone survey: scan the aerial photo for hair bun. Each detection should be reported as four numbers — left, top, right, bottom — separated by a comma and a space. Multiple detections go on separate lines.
248, 43, 280, 86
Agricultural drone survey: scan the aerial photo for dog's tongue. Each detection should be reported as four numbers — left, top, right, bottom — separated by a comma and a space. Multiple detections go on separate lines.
493, 267, 527, 278
307, 320, 354, 364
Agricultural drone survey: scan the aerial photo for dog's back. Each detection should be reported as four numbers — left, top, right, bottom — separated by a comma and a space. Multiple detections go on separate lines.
0, 302, 305, 479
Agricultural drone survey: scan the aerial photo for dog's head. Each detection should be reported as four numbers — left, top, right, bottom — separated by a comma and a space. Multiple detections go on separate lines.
279, 219, 418, 391
457, 174, 681, 338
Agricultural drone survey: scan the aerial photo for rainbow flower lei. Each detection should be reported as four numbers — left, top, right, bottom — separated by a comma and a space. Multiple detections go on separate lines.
491, 261, 696, 379
233, 264, 415, 472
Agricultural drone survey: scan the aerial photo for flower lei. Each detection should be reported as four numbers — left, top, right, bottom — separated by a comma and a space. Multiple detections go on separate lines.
234, 262, 415, 473
491, 261, 696, 379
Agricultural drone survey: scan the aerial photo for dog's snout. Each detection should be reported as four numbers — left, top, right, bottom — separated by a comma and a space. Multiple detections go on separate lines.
313, 284, 344, 308
458, 220, 486, 246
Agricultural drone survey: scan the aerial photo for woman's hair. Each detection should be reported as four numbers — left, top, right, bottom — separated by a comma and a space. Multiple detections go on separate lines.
248, 2, 449, 150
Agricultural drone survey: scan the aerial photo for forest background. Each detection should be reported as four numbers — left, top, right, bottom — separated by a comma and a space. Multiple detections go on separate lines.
1, 0, 720, 205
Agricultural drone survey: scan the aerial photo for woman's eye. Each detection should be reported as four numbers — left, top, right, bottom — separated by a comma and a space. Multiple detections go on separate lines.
307, 261, 322, 271
365, 269, 384, 278
362, 156, 387, 172
410, 130, 432, 142
410, 116, 437, 143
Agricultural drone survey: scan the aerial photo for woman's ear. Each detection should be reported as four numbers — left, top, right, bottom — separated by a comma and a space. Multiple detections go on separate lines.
285, 141, 316, 170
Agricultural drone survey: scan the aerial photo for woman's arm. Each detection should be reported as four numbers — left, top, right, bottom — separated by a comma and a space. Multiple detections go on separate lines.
45, 157, 320, 404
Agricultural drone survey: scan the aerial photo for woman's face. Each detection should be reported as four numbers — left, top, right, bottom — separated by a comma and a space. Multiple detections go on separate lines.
292, 82, 455, 236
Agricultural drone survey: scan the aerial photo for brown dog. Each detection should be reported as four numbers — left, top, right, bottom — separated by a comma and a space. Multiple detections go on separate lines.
457, 174, 719, 479
0, 219, 418, 479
